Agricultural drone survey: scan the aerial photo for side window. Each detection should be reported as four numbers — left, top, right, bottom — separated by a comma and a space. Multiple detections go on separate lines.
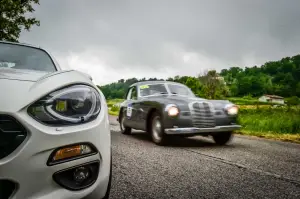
126, 87, 138, 100
126, 88, 132, 100
125, 88, 132, 100
131, 87, 137, 100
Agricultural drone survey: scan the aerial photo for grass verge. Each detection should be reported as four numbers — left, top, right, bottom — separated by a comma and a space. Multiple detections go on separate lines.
235, 130, 300, 144
108, 110, 119, 116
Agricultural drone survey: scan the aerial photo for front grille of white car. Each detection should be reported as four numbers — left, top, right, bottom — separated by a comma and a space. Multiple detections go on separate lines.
189, 101, 216, 128
0, 115, 27, 159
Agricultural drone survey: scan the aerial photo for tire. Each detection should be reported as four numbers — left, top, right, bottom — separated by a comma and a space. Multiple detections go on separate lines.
119, 112, 132, 135
212, 132, 233, 145
149, 112, 167, 145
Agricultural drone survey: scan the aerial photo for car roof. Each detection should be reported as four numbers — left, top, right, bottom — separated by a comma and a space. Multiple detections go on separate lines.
130, 80, 185, 87
0, 40, 42, 49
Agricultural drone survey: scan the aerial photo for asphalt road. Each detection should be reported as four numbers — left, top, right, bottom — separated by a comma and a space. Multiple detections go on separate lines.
108, 115, 300, 199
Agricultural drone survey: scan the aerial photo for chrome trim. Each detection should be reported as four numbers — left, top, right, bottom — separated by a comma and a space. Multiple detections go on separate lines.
164, 125, 242, 135
164, 104, 177, 111
188, 101, 216, 128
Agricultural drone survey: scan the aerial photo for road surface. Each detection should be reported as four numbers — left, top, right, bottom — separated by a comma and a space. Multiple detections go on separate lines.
108, 115, 300, 199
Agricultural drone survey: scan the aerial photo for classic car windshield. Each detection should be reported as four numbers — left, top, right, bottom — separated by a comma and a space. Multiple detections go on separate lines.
0, 43, 56, 72
167, 83, 195, 97
139, 84, 168, 97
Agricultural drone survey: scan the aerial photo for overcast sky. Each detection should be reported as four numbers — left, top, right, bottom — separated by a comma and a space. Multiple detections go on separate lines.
20, 0, 300, 85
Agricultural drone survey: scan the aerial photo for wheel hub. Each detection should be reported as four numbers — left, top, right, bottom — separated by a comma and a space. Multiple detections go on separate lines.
152, 117, 162, 141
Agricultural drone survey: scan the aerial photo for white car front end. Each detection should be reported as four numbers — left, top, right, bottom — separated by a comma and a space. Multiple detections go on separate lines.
0, 42, 111, 199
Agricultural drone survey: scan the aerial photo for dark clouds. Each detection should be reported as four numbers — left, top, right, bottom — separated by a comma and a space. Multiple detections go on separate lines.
20, 0, 300, 84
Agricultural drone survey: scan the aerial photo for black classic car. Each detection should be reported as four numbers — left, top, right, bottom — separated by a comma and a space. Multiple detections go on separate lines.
117, 81, 241, 145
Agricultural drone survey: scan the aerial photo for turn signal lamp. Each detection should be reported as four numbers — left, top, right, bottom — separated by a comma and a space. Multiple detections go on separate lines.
47, 143, 97, 166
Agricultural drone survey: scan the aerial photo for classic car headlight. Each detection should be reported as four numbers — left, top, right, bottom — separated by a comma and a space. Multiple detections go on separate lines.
28, 85, 101, 125
225, 104, 238, 115
165, 104, 179, 116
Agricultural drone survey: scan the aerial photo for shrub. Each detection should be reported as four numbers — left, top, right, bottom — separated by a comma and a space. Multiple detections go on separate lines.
286, 96, 300, 106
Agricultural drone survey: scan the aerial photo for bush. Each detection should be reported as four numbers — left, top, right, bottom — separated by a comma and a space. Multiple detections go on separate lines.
242, 94, 253, 100
286, 96, 300, 106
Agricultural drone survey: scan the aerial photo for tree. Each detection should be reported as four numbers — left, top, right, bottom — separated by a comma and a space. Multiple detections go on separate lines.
0, 0, 40, 42
198, 70, 229, 99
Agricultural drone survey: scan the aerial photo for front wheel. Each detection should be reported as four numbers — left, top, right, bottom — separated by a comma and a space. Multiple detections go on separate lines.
150, 112, 167, 145
120, 113, 132, 135
212, 132, 233, 145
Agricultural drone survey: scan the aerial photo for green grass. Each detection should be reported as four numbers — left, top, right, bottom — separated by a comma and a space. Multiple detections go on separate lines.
108, 110, 119, 116
238, 107, 300, 134
107, 99, 122, 116
227, 97, 281, 106
236, 106, 300, 143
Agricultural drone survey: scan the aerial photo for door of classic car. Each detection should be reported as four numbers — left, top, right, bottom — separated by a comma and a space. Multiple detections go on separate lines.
124, 86, 142, 129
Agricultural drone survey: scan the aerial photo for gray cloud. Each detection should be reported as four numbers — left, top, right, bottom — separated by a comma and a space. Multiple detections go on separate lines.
20, 0, 300, 84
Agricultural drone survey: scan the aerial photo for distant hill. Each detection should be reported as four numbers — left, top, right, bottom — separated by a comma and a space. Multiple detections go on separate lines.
98, 54, 300, 100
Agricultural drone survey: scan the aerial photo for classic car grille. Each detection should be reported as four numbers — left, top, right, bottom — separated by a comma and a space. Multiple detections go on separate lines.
190, 102, 216, 128
0, 180, 16, 199
0, 115, 27, 159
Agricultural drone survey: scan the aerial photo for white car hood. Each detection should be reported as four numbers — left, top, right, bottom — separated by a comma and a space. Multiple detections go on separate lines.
0, 68, 50, 82
0, 68, 96, 113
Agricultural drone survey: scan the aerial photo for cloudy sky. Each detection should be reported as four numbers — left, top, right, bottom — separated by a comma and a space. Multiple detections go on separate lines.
20, 0, 300, 86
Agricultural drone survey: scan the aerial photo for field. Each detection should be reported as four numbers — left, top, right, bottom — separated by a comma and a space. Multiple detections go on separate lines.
107, 99, 123, 116
106, 98, 300, 143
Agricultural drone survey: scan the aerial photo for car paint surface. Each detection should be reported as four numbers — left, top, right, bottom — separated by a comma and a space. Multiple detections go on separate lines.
0, 42, 111, 199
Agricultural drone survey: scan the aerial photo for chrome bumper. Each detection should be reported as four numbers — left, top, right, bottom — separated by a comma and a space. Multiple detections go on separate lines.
164, 125, 242, 135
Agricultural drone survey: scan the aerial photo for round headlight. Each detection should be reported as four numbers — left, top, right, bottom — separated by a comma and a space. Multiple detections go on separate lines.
165, 105, 179, 116
28, 85, 101, 125
225, 105, 238, 115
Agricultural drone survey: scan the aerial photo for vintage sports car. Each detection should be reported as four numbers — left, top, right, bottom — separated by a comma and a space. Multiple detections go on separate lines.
0, 41, 111, 199
118, 81, 241, 145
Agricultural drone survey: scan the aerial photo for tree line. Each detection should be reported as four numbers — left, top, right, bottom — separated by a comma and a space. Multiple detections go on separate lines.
98, 54, 300, 101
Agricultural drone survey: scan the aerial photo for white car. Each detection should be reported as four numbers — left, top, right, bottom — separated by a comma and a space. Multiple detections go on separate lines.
0, 41, 112, 199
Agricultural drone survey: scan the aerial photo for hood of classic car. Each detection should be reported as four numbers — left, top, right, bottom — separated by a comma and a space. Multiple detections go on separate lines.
144, 95, 233, 110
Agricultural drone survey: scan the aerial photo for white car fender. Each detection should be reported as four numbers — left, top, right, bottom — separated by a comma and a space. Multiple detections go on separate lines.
0, 70, 103, 113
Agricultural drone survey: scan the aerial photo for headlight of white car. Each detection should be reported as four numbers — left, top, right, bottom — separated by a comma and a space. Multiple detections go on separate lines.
28, 85, 101, 125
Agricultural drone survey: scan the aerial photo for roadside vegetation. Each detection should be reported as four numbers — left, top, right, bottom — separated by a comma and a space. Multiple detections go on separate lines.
107, 99, 123, 116
237, 106, 300, 143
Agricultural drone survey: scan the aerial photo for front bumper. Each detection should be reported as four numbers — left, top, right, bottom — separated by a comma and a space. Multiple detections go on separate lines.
164, 125, 241, 135
0, 107, 111, 199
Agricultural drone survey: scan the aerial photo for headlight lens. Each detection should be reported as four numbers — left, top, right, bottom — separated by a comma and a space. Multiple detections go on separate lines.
165, 104, 179, 116
225, 104, 238, 115
28, 85, 101, 125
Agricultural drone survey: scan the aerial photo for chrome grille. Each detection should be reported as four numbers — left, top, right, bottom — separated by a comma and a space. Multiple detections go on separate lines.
189, 101, 216, 128
0, 115, 27, 159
